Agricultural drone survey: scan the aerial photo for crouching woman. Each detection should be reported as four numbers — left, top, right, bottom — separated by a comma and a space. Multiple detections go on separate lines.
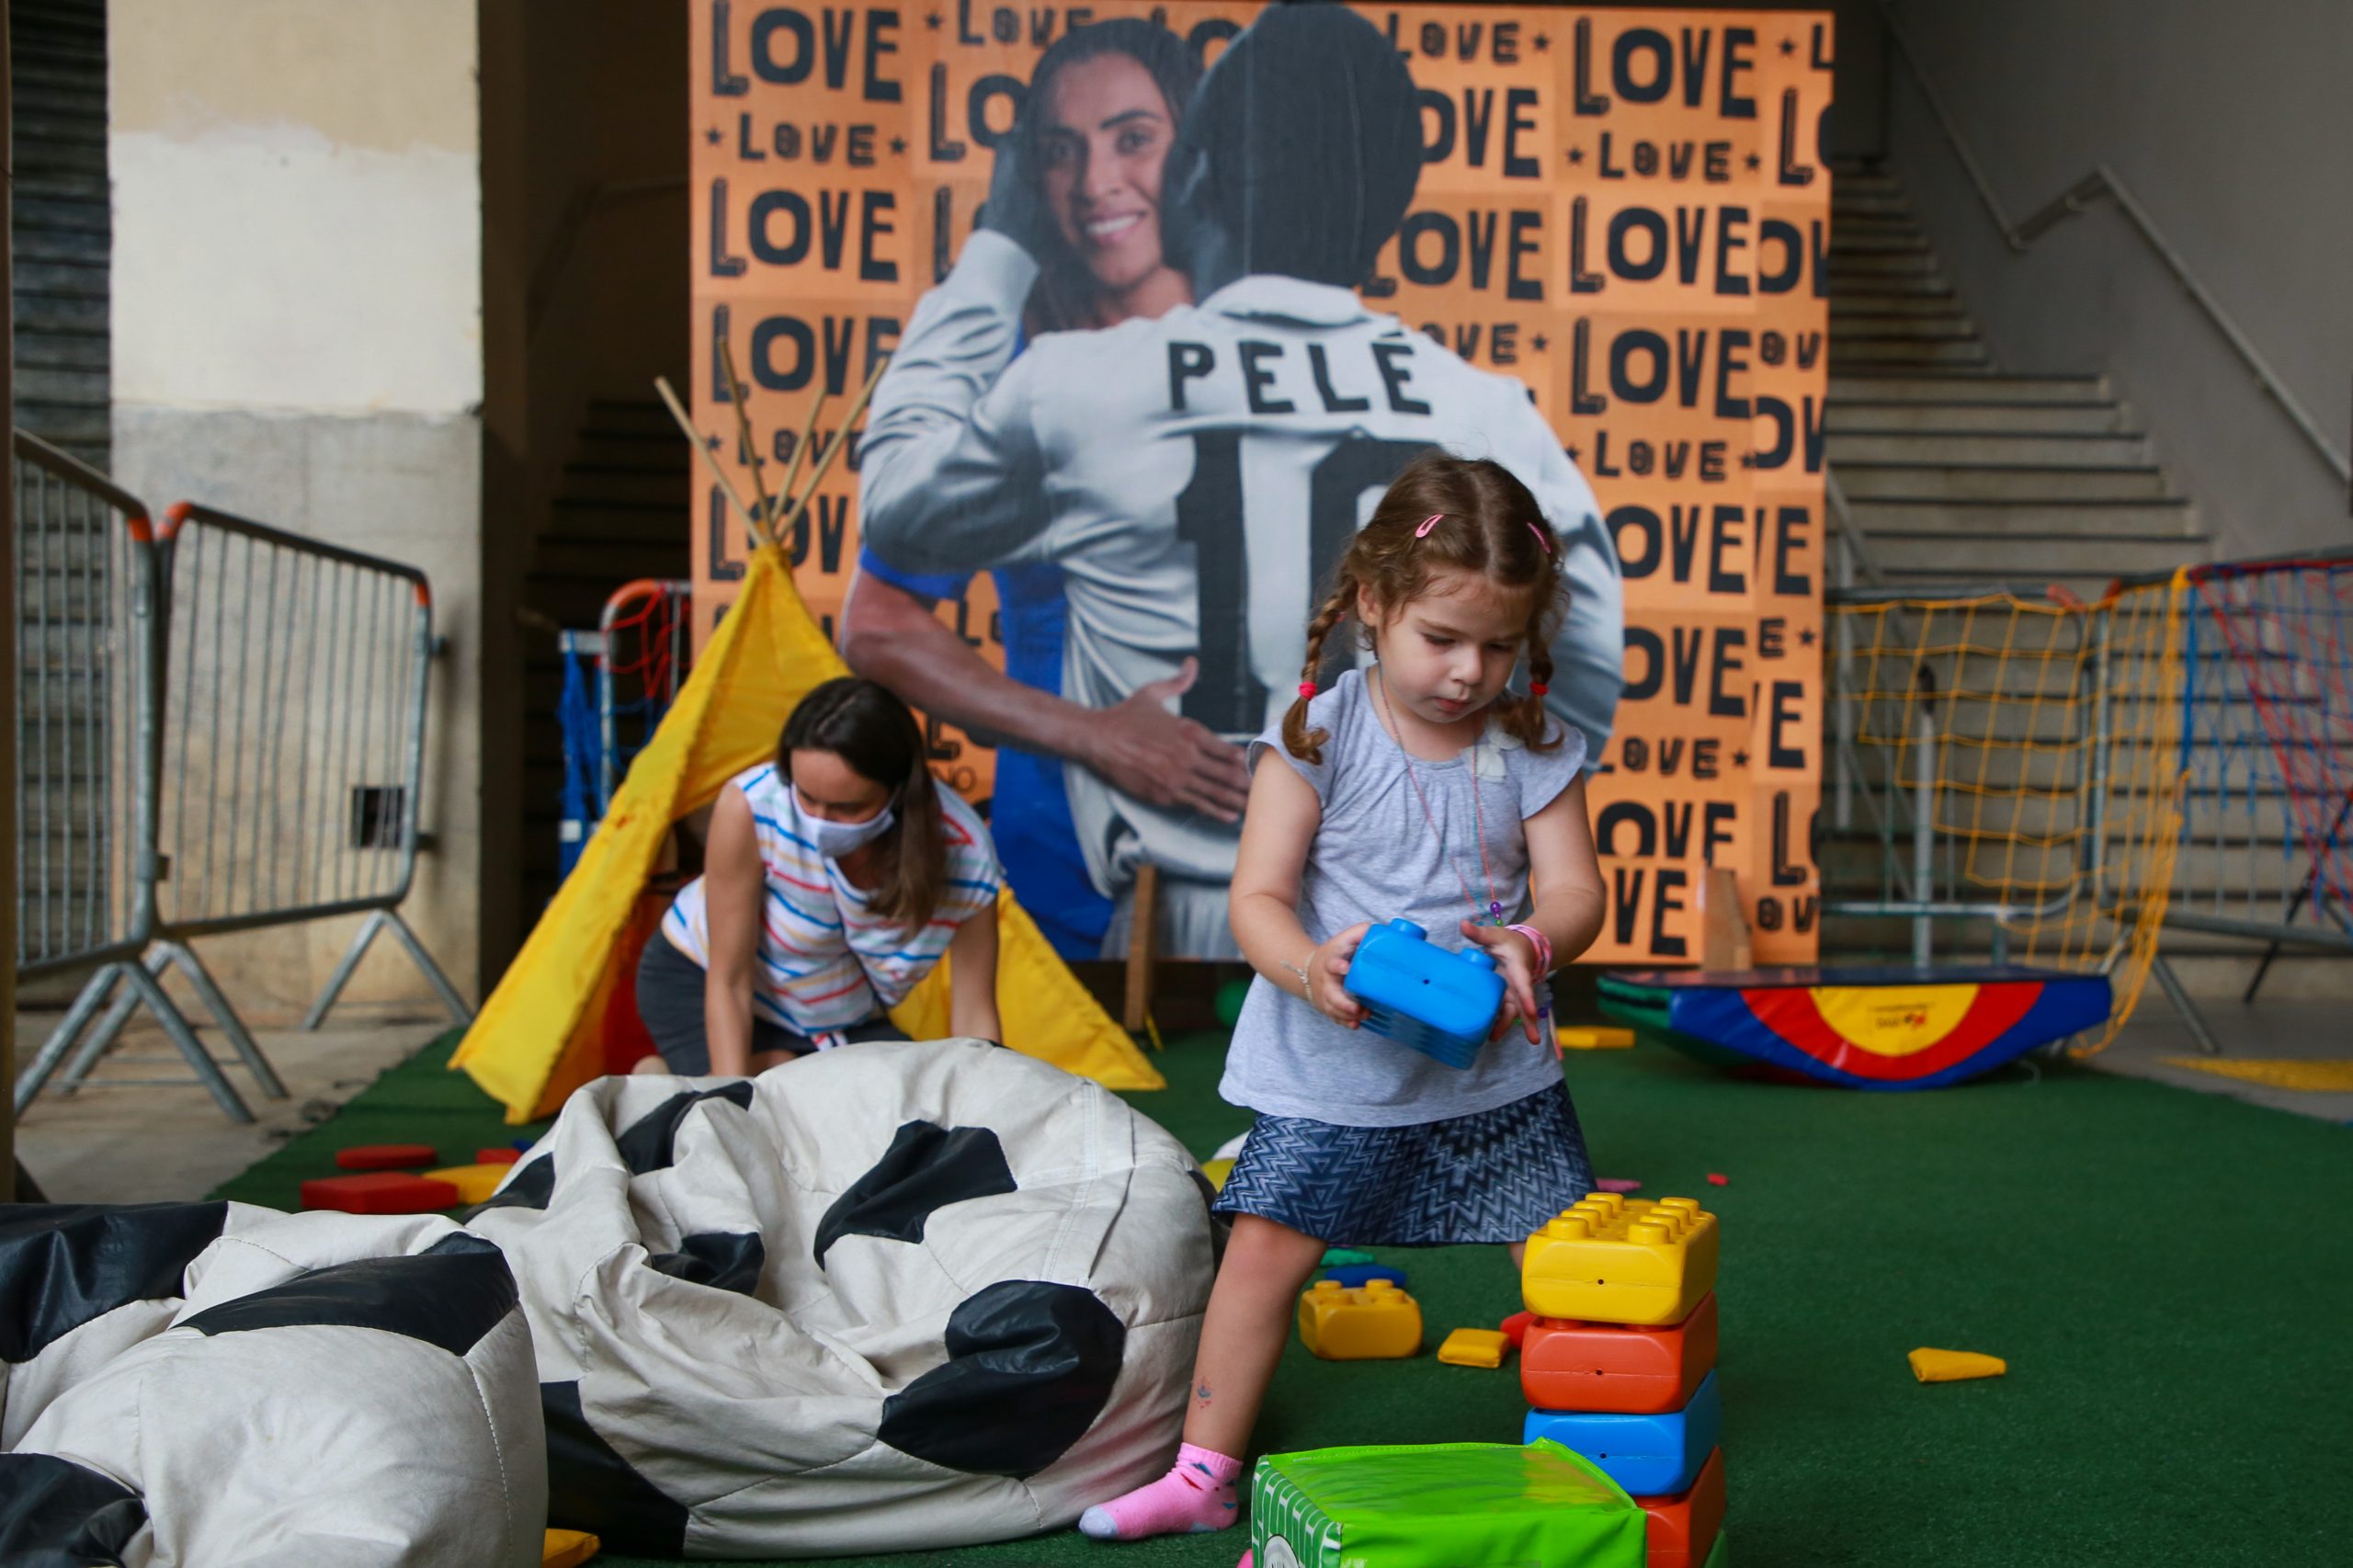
636, 677, 1003, 1074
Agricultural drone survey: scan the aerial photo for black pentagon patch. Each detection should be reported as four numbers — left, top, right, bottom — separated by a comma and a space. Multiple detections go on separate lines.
646, 1232, 766, 1296
467, 1152, 556, 1219
877, 1279, 1125, 1477
614, 1082, 756, 1176
0, 1201, 229, 1363
0, 1451, 147, 1563
813, 1121, 1017, 1267
182, 1233, 517, 1358
541, 1380, 689, 1556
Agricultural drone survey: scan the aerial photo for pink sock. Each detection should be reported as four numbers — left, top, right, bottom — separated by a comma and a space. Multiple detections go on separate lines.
1077, 1441, 1243, 1540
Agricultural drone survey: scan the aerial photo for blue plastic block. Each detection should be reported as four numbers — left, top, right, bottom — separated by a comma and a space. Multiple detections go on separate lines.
1324, 1263, 1406, 1290
1344, 920, 1506, 1069
1522, 1369, 1722, 1497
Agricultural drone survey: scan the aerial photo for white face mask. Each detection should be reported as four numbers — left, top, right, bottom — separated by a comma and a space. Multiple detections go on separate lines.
792, 789, 896, 858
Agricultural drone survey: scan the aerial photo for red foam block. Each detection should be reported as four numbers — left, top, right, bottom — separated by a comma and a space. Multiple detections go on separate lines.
1522, 1291, 1720, 1415
1639, 1447, 1725, 1568
301, 1172, 461, 1214
475, 1147, 521, 1165
334, 1143, 439, 1172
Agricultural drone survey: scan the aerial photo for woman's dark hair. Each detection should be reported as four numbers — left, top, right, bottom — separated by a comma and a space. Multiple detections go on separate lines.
778, 676, 945, 932
1021, 18, 1201, 332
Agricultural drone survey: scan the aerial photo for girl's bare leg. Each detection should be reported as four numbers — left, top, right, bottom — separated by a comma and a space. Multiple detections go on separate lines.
1079, 1213, 1327, 1540
1183, 1215, 1331, 1453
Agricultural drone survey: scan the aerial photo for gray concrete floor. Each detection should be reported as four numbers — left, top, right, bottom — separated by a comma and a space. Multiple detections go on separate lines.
12, 1007, 445, 1204
2076, 991, 2353, 1124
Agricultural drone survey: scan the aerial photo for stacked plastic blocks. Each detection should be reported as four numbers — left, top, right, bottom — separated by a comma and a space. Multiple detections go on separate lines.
1519, 1192, 1727, 1568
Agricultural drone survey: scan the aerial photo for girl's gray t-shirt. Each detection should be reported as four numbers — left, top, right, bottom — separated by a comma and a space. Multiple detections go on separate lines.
1219, 667, 1588, 1127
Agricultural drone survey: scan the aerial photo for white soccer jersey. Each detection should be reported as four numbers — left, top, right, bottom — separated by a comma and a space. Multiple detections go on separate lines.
861, 232, 1624, 926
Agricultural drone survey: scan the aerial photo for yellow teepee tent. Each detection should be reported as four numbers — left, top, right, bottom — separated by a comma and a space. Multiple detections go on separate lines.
452, 547, 1164, 1123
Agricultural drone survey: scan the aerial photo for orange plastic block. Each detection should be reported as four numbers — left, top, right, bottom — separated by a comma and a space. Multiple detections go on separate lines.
300, 1172, 461, 1214
1638, 1446, 1725, 1568
1522, 1291, 1719, 1415
1522, 1193, 1720, 1326
1297, 1278, 1422, 1360
334, 1143, 438, 1171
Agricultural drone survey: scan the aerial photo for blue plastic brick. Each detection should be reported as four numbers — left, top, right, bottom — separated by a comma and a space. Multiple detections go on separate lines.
1522, 1369, 1722, 1497
1324, 1263, 1406, 1290
1344, 920, 1506, 1069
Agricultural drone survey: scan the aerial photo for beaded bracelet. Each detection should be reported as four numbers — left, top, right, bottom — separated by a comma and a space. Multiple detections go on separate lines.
1505, 922, 1553, 974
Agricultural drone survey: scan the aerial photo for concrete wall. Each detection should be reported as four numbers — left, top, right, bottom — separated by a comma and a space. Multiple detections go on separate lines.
1881, 0, 2352, 553
109, 0, 483, 1021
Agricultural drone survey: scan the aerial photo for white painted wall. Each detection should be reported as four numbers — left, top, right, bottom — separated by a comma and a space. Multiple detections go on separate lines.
110, 0, 481, 416
108, 0, 485, 1019
1882, 0, 2352, 551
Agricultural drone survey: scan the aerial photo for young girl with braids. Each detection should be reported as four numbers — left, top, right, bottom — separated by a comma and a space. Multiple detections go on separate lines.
1079, 450, 1609, 1545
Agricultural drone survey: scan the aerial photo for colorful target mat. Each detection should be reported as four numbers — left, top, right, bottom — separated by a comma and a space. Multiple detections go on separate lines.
1598, 966, 2113, 1090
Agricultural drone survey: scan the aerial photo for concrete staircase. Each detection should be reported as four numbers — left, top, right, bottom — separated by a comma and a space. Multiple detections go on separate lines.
1824, 165, 2208, 601
1818, 165, 2234, 979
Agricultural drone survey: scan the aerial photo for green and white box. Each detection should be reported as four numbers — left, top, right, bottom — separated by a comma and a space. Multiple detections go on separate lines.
1250, 1440, 1648, 1568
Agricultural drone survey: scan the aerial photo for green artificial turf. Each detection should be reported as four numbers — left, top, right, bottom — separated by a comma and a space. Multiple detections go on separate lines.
215, 1031, 2353, 1568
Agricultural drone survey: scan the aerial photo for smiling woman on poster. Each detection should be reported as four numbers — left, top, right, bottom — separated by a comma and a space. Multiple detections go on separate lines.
838, 18, 1247, 962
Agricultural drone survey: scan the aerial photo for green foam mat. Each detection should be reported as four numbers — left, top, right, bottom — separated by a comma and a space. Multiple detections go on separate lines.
212, 1025, 2353, 1566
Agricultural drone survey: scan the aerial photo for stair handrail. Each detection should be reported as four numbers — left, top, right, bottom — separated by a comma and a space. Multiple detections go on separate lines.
1876, 1, 2350, 487
1824, 471, 1885, 590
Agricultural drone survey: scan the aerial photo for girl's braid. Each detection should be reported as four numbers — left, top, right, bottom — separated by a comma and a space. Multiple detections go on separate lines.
1283, 573, 1358, 765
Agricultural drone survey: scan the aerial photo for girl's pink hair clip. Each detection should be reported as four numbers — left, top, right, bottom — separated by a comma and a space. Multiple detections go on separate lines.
1414, 511, 1552, 554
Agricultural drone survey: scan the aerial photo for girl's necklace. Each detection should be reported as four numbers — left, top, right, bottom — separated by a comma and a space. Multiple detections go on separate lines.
1372, 669, 1506, 927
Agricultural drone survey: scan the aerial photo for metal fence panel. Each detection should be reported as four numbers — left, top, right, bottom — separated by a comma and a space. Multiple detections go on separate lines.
14, 493, 470, 1123
12, 432, 156, 979
151, 503, 431, 937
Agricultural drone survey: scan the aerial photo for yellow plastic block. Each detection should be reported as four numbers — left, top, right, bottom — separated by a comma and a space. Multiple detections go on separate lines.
1521, 1193, 1720, 1326
1560, 1026, 1637, 1051
1438, 1327, 1510, 1368
1297, 1278, 1422, 1360
1200, 1158, 1235, 1191
422, 1164, 514, 1207
1908, 1347, 2006, 1383
542, 1528, 601, 1568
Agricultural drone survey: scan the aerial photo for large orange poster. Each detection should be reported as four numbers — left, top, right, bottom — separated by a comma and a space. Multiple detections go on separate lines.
688, 2, 1830, 964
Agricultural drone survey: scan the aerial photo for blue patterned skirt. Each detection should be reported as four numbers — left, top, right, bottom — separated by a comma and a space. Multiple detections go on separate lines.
1211, 1081, 1596, 1245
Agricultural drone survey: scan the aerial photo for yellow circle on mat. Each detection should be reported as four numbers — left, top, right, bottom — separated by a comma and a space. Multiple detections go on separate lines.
1810, 984, 1978, 1056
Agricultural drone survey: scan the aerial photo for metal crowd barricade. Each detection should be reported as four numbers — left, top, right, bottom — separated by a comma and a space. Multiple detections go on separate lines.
13, 432, 153, 983
13, 497, 472, 1122
1822, 575, 2188, 1052
2145, 551, 2353, 1051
